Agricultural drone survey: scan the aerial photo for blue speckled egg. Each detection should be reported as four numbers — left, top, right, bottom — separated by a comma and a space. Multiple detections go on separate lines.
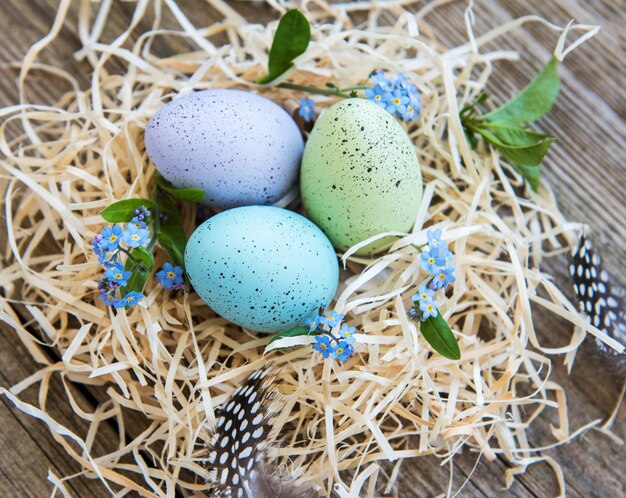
184, 206, 339, 333
145, 89, 303, 210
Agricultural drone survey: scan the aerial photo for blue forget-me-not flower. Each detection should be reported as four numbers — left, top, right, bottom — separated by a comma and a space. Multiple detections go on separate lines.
413, 283, 435, 304
298, 97, 316, 122
99, 225, 123, 251
91, 204, 185, 310
105, 262, 132, 287
314, 335, 335, 358
409, 229, 456, 321
419, 298, 438, 319
334, 340, 354, 362
366, 71, 422, 122
339, 323, 357, 344
156, 262, 184, 290
370, 71, 394, 91
320, 310, 344, 327
122, 223, 150, 248
420, 246, 444, 273
303, 307, 357, 362
305, 313, 322, 333
114, 291, 143, 309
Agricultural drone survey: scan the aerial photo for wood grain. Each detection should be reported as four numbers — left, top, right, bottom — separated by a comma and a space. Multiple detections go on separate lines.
0, 1, 624, 497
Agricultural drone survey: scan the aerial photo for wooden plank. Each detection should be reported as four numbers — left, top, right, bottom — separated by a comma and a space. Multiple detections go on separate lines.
420, 2, 626, 496
0, 2, 120, 496
422, 0, 626, 276
0, 1, 623, 497
0, 2, 108, 497
0, 322, 117, 498
0, 395, 64, 497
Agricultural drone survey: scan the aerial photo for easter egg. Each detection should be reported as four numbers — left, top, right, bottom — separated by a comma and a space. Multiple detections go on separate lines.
184, 206, 339, 333
300, 98, 422, 255
145, 89, 303, 210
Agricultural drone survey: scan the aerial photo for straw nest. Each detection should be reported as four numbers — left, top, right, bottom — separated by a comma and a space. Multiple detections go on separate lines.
0, 1, 621, 496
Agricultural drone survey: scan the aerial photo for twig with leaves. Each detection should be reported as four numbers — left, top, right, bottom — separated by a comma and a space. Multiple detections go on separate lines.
92, 174, 204, 308
461, 57, 561, 191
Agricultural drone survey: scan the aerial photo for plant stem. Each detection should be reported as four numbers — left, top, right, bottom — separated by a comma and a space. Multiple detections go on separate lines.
410, 242, 429, 252
277, 82, 354, 98
463, 117, 487, 128
151, 187, 162, 251
340, 85, 369, 91
147, 231, 157, 252
117, 247, 148, 273
147, 196, 160, 253
320, 329, 338, 343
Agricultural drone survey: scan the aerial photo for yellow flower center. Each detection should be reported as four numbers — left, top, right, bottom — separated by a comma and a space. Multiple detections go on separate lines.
428, 257, 435, 264
109, 235, 117, 242
131, 234, 139, 240
320, 343, 327, 350
167, 272, 176, 279
311, 321, 316, 328
114, 273, 122, 279
336, 348, 344, 355
345, 331, 351, 338
125, 296, 134, 302
328, 317, 335, 322
439, 274, 445, 280
421, 293, 428, 300
393, 98, 401, 105
427, 305, 434, 311
374, 95, 381, 100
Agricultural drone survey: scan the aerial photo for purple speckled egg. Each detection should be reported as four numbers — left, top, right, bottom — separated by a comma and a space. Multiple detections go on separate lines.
145, 89, 303, 210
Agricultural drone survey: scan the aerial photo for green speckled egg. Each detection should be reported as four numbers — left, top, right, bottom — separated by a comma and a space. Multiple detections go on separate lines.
300, 98, 422, 255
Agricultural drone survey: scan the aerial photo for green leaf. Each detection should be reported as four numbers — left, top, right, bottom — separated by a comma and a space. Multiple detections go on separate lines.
100, 198, 155, 222
512, 163, 541, 192
156, 196, 187, 269
477, 123, 555, 166
420, 314, 461, 360
268, 326, 310, 346
483, 57, 560, 124
156, 175, 204, 202
464, 129, 478, 150
122, 246, 154, 295
255, 9, 311, 84
460, 92, 488, 118
459, 58, 560, 192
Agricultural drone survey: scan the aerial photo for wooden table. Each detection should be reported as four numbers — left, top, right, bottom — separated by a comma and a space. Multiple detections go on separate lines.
0, 1, 624, 496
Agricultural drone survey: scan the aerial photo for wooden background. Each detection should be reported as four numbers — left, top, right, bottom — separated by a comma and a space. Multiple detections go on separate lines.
0, 1, 624, 496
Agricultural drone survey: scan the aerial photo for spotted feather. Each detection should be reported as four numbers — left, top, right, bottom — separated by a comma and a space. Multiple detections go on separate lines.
202, 365, 311, 498
569, 233, 625, 352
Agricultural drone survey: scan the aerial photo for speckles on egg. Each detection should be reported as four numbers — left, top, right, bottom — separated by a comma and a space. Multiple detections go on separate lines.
184, 206, 339, 333
300, 98, 422, 255
145, 89, 303, 211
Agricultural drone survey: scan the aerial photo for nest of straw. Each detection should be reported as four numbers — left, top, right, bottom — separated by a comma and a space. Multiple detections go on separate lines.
0, 1, 621, 496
